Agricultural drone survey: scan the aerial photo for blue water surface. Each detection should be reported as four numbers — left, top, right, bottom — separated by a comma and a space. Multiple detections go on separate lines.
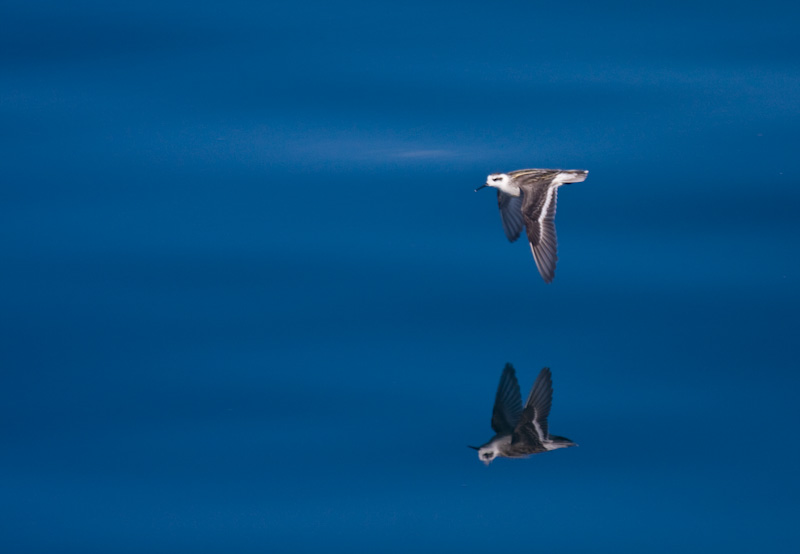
2, 1, 799, 552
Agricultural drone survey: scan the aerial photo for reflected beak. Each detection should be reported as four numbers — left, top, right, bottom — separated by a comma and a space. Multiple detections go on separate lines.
467, 445, 480, 450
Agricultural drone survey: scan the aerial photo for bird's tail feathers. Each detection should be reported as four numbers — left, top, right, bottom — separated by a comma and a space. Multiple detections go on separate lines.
556, 170, 588, 184
546, 435, 578, 450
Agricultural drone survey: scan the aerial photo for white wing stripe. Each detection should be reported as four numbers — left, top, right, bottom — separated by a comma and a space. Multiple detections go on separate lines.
538, 186, 555, 226
532, 415, 546, 443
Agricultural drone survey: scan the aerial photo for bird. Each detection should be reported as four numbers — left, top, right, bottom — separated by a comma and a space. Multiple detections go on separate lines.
470, 364, 576, 465
475, 168, 589, 283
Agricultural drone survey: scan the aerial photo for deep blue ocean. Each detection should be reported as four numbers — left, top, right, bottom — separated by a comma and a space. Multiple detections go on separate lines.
2, 1, 799, 552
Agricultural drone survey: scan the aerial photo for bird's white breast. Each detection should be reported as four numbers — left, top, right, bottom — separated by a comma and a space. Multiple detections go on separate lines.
495, 180, 521, 196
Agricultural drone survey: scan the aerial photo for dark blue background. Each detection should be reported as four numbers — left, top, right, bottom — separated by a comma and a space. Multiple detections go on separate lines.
2, 1, 799, 552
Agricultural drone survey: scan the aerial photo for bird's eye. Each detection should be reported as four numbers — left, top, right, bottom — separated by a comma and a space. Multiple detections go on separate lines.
483, 453, 492, 459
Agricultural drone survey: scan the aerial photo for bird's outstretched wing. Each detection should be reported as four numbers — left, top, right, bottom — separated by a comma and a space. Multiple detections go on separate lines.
512, 367, 553, 446
516, 169, 588, 283
497, 191, 524, 242
522, 183, 559, 284
491, 363, 524, 435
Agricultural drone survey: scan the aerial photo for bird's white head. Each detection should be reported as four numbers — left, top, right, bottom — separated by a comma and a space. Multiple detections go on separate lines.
482, 173, 519, 196
476, 444, 500, 466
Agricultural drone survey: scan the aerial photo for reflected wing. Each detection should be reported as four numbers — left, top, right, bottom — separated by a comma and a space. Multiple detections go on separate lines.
497, 191, 524, 242
491, 363, 524, 435
512, 367, 553, 446
522, 184, 559, 283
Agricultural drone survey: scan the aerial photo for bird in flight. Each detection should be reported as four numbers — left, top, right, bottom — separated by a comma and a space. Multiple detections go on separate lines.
470, 364, 576, 465
476, 168, 589, 283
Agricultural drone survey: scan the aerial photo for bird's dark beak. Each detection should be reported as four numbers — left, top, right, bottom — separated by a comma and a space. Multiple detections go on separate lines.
474, 184, 488, 192
467, 445, 480, 450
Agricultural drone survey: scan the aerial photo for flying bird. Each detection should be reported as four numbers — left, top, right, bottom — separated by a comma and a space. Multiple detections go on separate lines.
470, 364, 576, 465
476, 168, 589, 283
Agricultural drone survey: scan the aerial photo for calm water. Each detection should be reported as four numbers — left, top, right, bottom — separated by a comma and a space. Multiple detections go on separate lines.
2, 1, 799, 552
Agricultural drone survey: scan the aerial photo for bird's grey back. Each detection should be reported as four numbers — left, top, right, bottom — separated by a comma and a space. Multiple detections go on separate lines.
508, 169, 561, 186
